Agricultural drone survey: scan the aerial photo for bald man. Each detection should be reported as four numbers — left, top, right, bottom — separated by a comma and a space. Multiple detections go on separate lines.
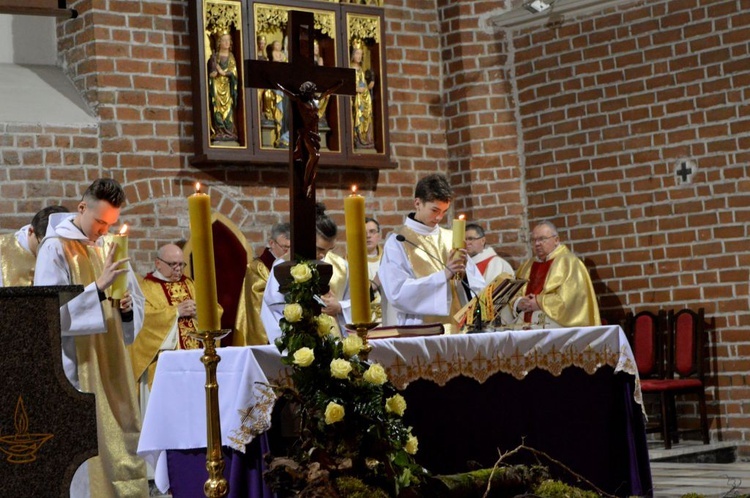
129, 244, 202, 393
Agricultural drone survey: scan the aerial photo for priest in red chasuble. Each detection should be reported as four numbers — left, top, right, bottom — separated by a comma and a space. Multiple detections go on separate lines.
511, 221, 600, 328
129, 243, 221, 390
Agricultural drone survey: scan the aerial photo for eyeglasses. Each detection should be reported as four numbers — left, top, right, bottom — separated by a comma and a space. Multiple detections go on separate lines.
465, 236, 484, 242
157, 256, 187, 269
366, 229, 380, 235
270, 238, 291, 252
531, 235, 557, 244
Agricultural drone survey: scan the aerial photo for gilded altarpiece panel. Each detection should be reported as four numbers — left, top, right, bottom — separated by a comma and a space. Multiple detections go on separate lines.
189, 0, 392, 169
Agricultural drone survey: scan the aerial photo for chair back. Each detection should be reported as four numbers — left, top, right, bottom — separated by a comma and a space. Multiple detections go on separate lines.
626, 310, 667, 379
668, 308, 705, 379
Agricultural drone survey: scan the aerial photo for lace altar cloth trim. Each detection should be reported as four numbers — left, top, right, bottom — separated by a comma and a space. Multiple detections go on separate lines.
252, 325, 643, 416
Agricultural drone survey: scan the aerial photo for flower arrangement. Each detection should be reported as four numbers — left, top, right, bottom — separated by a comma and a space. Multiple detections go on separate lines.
266, 261, 427, 496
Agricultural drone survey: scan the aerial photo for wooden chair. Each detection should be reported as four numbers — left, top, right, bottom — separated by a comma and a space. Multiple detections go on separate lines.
625, 310, 669, 446
640, 308, 709, 449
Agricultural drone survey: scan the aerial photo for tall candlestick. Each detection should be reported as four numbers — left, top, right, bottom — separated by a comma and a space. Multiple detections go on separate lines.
452, 214, 466, 249
188, 183, 221, 331
110, 224, 129, 300
344, 186, 371, 324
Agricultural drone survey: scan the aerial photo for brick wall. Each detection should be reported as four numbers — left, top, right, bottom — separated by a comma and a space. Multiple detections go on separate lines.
512, 0, 750, 453
436, 0, 527, 263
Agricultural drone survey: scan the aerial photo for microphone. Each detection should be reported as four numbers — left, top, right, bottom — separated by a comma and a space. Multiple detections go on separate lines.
394, 234, 484, 332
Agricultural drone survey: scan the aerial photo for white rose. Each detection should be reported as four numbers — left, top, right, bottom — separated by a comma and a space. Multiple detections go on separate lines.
290, 263, 312, 283
363, 363, 388, 385
324, 402, 345, 424
405, 434, 418, 455
292, 347, 314, 367
283, 303, 303, 323
342, 335, 364, 357
330, 359, 353, 379
316, 314, 336, 337
385, 394, 407, 417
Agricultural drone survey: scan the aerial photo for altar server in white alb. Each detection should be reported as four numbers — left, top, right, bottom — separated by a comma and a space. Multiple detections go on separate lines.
261, 203, 351, 343
34, 178, 148, 498
378, 174, 484, 333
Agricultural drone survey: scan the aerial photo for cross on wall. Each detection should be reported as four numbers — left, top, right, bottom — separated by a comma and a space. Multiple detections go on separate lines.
676, 160, 696, 184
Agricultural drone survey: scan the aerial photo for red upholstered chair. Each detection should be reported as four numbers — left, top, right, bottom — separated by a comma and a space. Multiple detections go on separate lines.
625, 310, 667, 381
640, 308, 709, 449
184, 212, 252, 346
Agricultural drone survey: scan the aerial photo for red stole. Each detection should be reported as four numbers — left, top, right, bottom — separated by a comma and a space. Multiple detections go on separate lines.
144, 273, 199, 349
524, 259, 554, 323
475, 256, 492, 276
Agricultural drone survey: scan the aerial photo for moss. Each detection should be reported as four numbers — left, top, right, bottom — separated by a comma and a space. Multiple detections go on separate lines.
334, 476, 390, 498
534, 479, 600, 498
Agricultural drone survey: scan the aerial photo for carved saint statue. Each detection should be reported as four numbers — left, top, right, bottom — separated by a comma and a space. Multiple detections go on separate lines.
350, 41, 375, 149
277, 80, 343, 198
207, 32, 239, 143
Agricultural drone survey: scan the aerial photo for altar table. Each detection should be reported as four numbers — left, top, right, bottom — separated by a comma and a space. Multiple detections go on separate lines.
138, 325, 652, 496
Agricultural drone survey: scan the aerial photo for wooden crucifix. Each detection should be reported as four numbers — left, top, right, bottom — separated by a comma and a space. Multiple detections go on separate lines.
246, 10, 356, 262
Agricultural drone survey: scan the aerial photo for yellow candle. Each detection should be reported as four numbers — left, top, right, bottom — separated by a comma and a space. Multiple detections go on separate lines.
110, 224, 128, 300
344, 186, 371, 324
188, 183, 220, 331
452, 214, 466, 249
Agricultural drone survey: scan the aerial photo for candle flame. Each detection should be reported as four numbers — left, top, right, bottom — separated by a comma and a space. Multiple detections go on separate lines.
351, 185, 358, 194
459, 214, 466, 220
119, 224, 128, 235
195, 182, 201, 193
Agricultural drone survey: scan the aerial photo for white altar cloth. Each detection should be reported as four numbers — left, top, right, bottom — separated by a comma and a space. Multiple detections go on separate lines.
138, 325, 640, 492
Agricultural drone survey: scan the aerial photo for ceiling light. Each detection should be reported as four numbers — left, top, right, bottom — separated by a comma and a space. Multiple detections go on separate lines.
524, 0, 551, 14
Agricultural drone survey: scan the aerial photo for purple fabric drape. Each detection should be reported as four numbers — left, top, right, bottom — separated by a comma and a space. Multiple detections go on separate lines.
166, 433, 274, 498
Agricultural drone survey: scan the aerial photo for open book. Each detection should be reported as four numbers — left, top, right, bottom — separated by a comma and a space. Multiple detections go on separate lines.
366, 323, 445, 339
454, 273, 528, 330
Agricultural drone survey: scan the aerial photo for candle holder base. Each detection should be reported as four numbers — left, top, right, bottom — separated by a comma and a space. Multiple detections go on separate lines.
346, 322, 379, 361
188, 328, 232, 498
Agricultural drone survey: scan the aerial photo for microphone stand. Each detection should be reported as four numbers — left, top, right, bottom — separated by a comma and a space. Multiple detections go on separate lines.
461, 274, 483, 333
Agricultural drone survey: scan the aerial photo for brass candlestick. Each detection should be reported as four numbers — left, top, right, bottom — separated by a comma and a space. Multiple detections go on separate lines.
189, 329, 231, 498
347, 322, 379, 361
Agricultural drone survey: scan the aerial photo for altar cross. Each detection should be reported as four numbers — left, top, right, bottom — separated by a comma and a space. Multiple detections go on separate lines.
246, 10, 356, 262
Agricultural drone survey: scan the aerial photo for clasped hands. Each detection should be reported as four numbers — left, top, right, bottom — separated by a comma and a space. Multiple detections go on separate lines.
516, 294, 540, 313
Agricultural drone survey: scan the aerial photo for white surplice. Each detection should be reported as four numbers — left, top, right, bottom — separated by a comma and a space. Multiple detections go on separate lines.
471, 246, 514, 284
33, 213, 145, 388
378, 216, 485, 326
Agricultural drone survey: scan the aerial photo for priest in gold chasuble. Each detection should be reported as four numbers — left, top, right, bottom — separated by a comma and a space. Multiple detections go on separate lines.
0, 225, 37, 287
233, 222, 291, 346
379, 174, 485, 334
510, 221, 600, 328
0, 205, 68, 286
34, 179, 148, 498
129, 243, 204, 391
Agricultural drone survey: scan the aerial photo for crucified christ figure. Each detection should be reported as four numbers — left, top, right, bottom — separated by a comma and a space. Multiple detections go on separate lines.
277, 80, 343, 198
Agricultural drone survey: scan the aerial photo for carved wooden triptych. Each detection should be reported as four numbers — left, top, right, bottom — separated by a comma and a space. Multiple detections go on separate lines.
189, 0, 391, 169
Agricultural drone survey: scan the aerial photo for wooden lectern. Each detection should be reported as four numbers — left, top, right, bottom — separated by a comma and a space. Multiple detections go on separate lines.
0, 286, 97, 497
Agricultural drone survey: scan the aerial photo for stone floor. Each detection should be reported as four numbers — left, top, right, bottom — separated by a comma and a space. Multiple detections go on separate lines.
649, 440, 750, 497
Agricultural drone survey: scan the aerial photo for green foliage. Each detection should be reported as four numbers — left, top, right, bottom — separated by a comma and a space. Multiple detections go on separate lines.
534, 479, 601, 498
265, 261, 427, 496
